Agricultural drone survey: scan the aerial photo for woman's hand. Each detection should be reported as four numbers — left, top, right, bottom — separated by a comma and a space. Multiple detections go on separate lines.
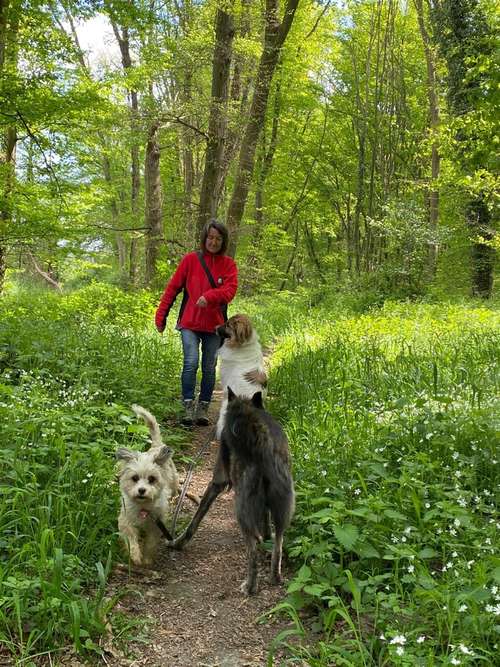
196, 296, 208, 308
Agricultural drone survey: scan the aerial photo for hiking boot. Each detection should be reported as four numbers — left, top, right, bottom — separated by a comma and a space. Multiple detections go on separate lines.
181, 399, 195, 426
195, 401, 210, 426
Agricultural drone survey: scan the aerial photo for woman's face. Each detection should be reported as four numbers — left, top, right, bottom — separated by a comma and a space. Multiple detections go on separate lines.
205, 227, 224, 254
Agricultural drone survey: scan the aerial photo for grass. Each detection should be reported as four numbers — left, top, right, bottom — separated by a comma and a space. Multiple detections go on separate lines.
264, 301, 500, 666
0, 283, 498, 665
0, 284, 187, 663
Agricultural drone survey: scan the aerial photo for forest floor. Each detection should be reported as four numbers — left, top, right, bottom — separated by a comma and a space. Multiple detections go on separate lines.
102, 388, 296, 667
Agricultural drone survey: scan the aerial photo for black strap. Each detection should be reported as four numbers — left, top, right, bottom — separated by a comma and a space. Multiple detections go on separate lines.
197, 252, 228, 322
155, 517, 174, 541
197, 252, 217, 288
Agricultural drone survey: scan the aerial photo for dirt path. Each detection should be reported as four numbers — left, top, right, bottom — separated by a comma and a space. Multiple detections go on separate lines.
108, 389, 293, 667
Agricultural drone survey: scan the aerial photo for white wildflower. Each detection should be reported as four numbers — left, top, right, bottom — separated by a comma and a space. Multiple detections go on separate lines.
389, 635, 406, 645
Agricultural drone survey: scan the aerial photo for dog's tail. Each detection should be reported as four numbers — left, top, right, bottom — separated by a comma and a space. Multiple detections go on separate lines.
131, 404, 162, 448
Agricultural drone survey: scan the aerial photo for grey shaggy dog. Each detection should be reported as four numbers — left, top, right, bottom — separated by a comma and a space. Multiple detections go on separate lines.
171, 388, 294, 596
225, 388, 295, 594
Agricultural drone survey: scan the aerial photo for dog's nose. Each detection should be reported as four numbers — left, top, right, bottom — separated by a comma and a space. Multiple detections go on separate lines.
138, 487, 146, 496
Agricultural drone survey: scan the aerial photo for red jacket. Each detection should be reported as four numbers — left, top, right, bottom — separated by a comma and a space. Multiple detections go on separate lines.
155, 251, 238, 333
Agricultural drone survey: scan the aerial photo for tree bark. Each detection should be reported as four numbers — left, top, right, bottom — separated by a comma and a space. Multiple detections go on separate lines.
144, 121, 162, 286
214, 0, 252, 209
26, 251, 62, 292
112, 21, 141, 287
0, 0, 18, 294
225, 0, 300, 256
414, 0, 440, 276
431, 0, 495, 297
182, 69, 195, 235
468, 197, 495, 298
197, 7, 235, 235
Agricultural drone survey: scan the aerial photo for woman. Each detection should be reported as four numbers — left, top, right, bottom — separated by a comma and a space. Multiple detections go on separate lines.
155, 221, 238, 426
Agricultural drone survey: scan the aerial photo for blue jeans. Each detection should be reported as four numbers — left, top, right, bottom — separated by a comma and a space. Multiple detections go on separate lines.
180, 329, 220, 403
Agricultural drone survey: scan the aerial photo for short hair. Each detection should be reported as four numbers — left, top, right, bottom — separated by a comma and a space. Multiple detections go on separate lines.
200, 219, 229, 255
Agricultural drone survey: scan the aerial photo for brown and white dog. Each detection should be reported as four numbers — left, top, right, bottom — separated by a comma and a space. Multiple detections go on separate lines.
215, 314, 267, 439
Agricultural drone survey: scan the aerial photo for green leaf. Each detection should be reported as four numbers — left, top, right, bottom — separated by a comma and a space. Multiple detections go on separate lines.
303, 583, 329, 597
383, 509, 408, 522
355, 541, 380, 559
296, 564, 312, 581
333, 524, 360, 550
418, 547, 439, 559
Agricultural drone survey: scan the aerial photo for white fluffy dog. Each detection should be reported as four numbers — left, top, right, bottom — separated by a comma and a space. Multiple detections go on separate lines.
215, 314, 267, 439
116, 404, 180, 567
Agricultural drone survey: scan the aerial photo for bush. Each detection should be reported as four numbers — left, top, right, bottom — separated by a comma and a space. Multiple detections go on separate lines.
0, 286, 187, 661
267, 302, 500, 666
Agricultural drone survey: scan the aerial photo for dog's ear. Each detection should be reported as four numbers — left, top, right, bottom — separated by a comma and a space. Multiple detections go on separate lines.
227, 386, 236, 402
116, 448, 137, 462
251, 391, 264, 409
153, 445, 172, 466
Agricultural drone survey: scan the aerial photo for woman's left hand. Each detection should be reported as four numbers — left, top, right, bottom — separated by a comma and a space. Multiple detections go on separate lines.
196, 296, 208, 308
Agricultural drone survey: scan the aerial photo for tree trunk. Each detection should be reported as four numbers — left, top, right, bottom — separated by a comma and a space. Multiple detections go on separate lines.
197, 7, 235, 235
243, 79, 280, 292
26, 251, 62, 292
182, 69, 195, 236
0, 0, 19, 294
112, 21, 141, 287
414, 0, 440, 276
468, 197, 494, 298
431, 0, 495, 297
225, 0, 299, 256
214, 0, 252, 209
144, 122, 162, 286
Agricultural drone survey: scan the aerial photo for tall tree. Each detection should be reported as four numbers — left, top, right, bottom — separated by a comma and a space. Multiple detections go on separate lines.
431, 0, 496, 297
144, 120, 162, 285
197, 5, 235, 234
226, 0, 300, 255
0, 0, 19, 293
111, 17, 141, 286
414, 0, 440, 276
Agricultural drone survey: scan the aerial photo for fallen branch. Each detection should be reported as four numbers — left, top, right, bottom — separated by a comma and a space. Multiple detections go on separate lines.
27, 251, 62, 292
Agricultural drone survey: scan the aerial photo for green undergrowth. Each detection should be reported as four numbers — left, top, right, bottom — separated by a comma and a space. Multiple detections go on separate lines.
1, 284, 498, 665
0, 284, 187, 664
264, 301, 500, 666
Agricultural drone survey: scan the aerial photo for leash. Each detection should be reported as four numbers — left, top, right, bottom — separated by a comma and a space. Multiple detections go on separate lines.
155, 517, 174, 541
170, 425, 216, 539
